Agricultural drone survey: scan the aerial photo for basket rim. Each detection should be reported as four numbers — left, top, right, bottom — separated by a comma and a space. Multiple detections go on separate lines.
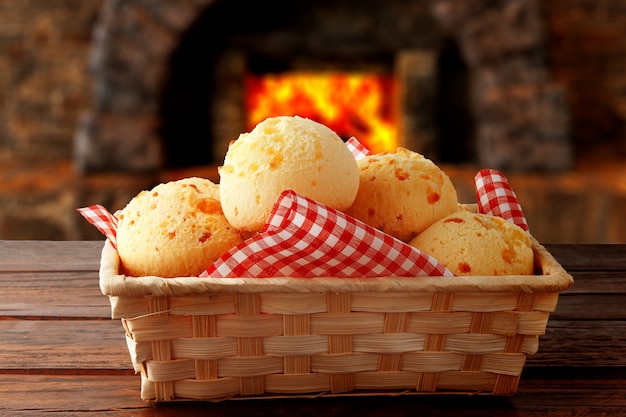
99, 237, 574, 298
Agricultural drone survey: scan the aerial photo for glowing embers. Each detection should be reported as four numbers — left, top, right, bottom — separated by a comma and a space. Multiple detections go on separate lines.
245, 72, 398, 153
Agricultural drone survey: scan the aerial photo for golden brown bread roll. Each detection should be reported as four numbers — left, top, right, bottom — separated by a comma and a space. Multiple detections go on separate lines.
408, 210, 534, 276
219, 115, 360, 232
344, 148, 459, 242
116, 177, 243, 277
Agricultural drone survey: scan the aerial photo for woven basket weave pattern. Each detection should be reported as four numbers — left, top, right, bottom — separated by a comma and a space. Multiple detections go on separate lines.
101, 239, 572, 401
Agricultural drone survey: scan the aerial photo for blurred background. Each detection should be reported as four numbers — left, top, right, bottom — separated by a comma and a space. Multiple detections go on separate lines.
0, 0, 625, 242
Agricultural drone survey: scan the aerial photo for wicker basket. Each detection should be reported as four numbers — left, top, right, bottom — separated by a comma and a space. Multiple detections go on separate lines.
99, 236, 573, 402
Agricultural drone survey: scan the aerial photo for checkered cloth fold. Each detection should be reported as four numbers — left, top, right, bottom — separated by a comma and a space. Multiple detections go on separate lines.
475, 169, 529, 232
76, 205, 118, 249
346, 136, 372, 160
202, 190, 452, 278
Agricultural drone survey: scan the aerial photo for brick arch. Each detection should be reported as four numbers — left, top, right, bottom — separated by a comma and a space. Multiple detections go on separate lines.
76, 0, 571, 173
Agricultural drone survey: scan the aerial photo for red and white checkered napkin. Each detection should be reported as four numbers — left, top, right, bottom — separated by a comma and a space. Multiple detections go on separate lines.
202, 190, 453, 278
76, 205, 118, 249
346, 136, 371, 160
475, 169, 529, 233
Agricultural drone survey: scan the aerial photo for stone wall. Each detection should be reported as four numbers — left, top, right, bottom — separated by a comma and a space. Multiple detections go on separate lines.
1, 0, 626, 242
76, 0, 572, 173
2, 0, 626, 167
0, 0, 102, 163
543, 0, 626, 161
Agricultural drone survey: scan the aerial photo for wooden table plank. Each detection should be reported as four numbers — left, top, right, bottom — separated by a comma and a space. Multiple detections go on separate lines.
0, 241, 625, 416
559, 272, 626, 294
552, 294, 626, 319
0, 271, 110, 318
0, 374, 145, 415
1, 370, 625, 416
0, 240, 104, 272
528, 320, 626, 366
547, 244, 626, 271
0, 320, 131, 370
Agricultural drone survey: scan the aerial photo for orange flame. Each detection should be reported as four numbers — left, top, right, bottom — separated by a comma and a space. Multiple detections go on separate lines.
245, 72, 398, 153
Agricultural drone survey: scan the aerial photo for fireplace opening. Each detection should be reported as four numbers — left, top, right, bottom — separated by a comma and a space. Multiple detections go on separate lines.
159, 34, 473, 169
434, 36, 476, 164
80, 0, 572, 174
157, 11, 216, 169
157, 0, 462, 169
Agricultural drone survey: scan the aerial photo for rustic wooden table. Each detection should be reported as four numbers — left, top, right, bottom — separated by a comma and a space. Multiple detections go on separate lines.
1, 240, 625, 416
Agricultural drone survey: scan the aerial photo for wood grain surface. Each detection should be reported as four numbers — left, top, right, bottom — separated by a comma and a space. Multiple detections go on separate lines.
1, 240, 624, 416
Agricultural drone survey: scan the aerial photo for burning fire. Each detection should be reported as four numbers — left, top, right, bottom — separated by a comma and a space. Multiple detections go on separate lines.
245, 72, 398, 153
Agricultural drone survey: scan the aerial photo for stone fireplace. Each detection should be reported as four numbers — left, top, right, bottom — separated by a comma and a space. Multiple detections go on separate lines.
4, 0, 626, 243
75, 0, 572, 174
